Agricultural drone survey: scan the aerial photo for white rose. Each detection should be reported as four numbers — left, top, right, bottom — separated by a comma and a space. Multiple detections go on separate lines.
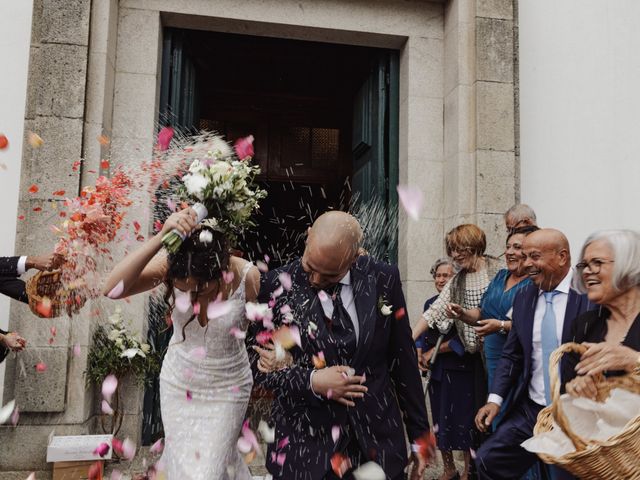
182, 173, 209, 199
108, 329, 121, 341
188, 159, 204, 173
140, 343, 151, 354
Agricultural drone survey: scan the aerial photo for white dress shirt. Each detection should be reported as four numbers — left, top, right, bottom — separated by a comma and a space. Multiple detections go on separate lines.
488, 269, 573, 407
318, 271, 360, 342
17, 256, 27, 275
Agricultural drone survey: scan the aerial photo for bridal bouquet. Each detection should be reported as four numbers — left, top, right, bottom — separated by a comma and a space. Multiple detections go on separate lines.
161, 133, 267, 253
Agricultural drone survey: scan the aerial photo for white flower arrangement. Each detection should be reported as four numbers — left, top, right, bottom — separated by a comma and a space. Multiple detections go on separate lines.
162, 133, 266, 252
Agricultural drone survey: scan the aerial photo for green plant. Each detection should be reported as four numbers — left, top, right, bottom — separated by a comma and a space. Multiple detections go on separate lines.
85, 307, 160, 434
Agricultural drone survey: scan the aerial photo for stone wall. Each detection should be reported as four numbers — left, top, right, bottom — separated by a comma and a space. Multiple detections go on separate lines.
0, 0, 519, 476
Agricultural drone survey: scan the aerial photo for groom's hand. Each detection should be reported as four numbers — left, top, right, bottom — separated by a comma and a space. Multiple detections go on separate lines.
311, 366, 368, 407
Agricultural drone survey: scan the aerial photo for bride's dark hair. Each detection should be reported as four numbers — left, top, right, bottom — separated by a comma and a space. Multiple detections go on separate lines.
163, 226, 230, 341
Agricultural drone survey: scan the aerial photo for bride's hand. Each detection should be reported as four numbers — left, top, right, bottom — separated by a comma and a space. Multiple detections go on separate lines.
160, 208, 199, 237
253, 343, 293, 372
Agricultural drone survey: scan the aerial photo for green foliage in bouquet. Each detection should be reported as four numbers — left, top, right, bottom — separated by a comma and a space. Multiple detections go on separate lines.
85, 307, 160, 388
177, 134, 267, 240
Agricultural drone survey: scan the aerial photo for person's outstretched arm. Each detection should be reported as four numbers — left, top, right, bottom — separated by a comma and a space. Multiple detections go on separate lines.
102, 208, 197, 298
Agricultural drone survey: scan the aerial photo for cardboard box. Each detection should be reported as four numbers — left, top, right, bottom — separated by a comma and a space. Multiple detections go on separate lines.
52, 460, 103, 480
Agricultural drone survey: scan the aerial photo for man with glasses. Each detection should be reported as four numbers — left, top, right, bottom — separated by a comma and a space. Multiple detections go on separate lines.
473, 229, 594, 480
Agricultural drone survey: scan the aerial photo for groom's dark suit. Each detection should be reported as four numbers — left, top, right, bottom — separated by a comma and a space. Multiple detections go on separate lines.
251, 256, 429, 480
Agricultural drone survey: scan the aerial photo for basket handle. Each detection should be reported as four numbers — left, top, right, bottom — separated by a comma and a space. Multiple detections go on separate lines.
548, 342, 605, 452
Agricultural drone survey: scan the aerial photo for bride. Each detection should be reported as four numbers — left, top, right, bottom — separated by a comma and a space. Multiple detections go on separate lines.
102, 206, 259, 479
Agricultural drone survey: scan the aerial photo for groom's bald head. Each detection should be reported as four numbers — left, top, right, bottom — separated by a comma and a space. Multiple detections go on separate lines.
302, 211, 363, 290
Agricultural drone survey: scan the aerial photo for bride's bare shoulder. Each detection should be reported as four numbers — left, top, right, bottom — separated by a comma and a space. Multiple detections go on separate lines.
229, 256, 260, 301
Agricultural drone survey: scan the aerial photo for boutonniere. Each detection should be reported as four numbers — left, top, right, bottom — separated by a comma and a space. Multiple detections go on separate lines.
378, 295, 393, 316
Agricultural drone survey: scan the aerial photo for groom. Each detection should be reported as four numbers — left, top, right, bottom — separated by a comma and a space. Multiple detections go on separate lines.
250, 211, 430, 480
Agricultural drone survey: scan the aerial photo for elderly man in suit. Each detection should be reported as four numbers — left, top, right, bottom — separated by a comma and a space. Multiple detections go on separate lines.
474, 229, 593, 479
250, 211, 431, 480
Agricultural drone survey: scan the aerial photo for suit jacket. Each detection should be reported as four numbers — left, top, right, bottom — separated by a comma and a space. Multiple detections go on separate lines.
250, 256, 429, 480
490, 282, 593, 416
0, 256, 28, 303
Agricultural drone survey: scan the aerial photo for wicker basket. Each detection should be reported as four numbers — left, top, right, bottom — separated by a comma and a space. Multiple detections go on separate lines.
25, 270, 86, 318
533, 342, 640, 479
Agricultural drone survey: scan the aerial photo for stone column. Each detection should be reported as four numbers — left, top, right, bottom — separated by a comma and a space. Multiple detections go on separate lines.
443, 0, 517, 255
0, 1, 120, 477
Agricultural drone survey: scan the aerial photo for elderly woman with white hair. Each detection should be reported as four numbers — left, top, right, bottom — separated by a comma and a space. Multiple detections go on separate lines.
564, 229, 640, 398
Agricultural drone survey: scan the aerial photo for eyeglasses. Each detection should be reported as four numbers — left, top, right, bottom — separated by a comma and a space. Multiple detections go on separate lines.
575, 259, 615, 274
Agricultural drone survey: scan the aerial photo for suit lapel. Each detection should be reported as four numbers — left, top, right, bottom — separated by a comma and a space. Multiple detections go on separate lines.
292, 264, 340, 365
520, 285, 538, 359
350, 264, 378, 370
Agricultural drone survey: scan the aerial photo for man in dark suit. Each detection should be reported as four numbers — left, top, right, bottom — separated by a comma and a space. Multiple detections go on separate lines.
474, 229, 593, 479
250, 211, 431, 480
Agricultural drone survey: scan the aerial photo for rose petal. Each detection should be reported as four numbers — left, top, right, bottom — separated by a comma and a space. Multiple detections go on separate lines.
72, 344, 82, 357
318, 290, 328, 302
277, 436, 289, 450
190, 346, 206, 360
237, 437, 252, 454
11, 405, 19, 426
256, 261, 268, 273
207, 299, 231, 320
276, 452, 287, 466
222, 270, 234, 284
397, 185, 424, 221
174, 291, 192, 313
192, 302, 201, 315
102, 374, 118, 401
107, 280, 125, 299
93, 442, 110, 457
331, 425, 340, 444
121, 438, 136, 460
233, 135, 254, 160
278, 272, 292, 291
229, 327, 246, 339
150, 438, 164, 454
35, 362, 47, 372
157, 126, 174, 151
102, 400, 114, 415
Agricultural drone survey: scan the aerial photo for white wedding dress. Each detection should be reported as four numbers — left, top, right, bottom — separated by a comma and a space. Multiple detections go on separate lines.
158, 262, 254, 479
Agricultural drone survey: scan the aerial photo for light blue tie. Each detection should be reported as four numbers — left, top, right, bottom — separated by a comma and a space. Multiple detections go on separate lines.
541, 291, 560, 405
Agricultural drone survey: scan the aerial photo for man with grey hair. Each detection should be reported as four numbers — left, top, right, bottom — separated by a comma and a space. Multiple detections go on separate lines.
504, 204, 537, 233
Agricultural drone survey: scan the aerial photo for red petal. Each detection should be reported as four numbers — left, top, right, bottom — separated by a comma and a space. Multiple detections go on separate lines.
0, 134, 9, 149
28, 184, 39, 193
394, 307, 406, 320
52, 190, 65, 196
100, 160, 110, 170
35, 362, 47, 372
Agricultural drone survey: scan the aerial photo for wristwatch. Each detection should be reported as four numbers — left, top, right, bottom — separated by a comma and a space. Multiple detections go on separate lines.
498, 320, 506, 335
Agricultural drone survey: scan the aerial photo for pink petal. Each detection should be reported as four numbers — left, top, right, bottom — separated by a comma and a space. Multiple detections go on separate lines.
93, 442, 110, 457
222, 270, 234, 284
397, 185, 424, 221
331, 425, 340, 444
166, 198, 176, 212
192, 302, 201, 315
72, 344, 81, 357
35, 362, 47, 372
256, 261, 268, 272
318, 290, 328, 302
11, 406, 19, 426
157, 126, 174, 151
469, 448, 477, 460
327, 388, 333, 399
237, 437, 252, 454
278, 272, 292, 291
280, 304, 291, 314
190, 346, 206, 360
273, 286, 284, 298
277, 436, 289, 450
121, 438, 136, 460
150, 438, 164, 454
26, 474, 36, 480
102, 400, 114, 415
276, 452, 287, 466
264, 254, 270, 263
229, 385, 240, 393
174, 291, 191, 313
183, 367, 194, 380
229, 327, 246, 339
256, 330, 273, 345
207, 299, 231, 320
107, 280, 124, 299
110, 469, 123, 480
233, 135, 254, 161
241, 420, 261, 452
102, 374, 118, 401
186, 390, 192, 401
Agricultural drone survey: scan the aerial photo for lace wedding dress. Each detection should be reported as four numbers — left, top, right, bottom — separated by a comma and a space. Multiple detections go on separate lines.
158, 262, 254, 479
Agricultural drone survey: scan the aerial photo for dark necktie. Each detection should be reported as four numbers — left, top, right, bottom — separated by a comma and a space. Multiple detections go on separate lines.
328, 283, 357, 364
